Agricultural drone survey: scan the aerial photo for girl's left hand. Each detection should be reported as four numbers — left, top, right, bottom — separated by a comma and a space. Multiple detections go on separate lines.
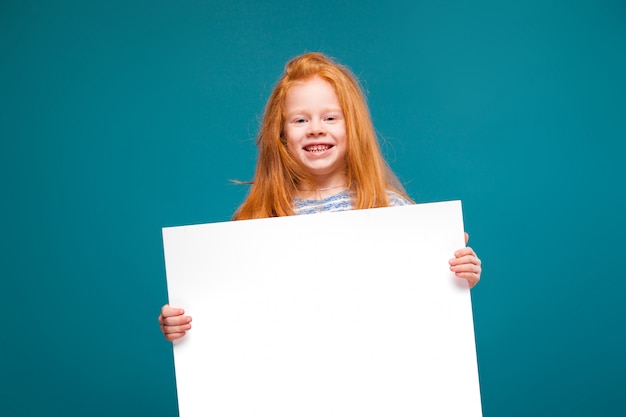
449, 232, 481, 288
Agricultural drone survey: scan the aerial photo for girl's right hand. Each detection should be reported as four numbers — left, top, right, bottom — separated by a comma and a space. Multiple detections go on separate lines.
158, 304, 192, 341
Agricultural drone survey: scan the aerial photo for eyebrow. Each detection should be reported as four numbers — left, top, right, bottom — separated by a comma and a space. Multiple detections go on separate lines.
285, 107, 343, 117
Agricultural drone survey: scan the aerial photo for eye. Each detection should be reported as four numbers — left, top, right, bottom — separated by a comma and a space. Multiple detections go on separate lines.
324, 112, 342, 122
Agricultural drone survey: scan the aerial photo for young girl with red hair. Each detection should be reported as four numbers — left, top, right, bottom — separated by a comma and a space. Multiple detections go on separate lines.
159, 52, 481, 341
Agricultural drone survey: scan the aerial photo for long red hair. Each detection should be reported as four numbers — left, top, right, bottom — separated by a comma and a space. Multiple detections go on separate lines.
234, 52, 410, 220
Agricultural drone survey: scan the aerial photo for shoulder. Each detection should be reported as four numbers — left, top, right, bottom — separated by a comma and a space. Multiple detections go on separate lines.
387, 190, 413, 207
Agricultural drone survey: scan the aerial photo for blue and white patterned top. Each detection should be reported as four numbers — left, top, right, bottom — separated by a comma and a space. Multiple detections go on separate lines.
293, 189, 412, 215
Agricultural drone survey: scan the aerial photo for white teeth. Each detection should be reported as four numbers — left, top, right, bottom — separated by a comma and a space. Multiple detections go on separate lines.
305, 145, 330, 152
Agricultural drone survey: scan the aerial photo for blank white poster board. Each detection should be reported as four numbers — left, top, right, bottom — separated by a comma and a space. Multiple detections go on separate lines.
162, 200, 482, 417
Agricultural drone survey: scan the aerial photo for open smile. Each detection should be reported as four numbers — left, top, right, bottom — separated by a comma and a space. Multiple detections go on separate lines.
304, 144, 334, 153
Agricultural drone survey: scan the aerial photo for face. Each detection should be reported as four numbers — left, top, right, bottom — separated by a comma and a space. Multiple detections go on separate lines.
283, 76, 347, 188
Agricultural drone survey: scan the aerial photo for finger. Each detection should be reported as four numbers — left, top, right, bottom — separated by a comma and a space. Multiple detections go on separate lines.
453, 246, 477, 258
165, 332, 187, 342
464, 232, 469, 245
450, 261, 481, 274
450, 255, 481, 267
449, 255, 481, 268
163, 323, 192, 335
162, 315, 192, 327
161, 304, 185, 318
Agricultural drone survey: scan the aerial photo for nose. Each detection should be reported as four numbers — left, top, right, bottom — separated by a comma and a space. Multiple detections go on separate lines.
307, 119, 326, 137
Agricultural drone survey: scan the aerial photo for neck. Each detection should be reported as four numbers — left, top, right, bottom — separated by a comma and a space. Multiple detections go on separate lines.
296, 182, 347, 200
300, 184, 345, 192
296, 171, 348, 199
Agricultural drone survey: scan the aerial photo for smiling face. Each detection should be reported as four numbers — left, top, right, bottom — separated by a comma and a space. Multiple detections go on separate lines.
283, 76, 347, 189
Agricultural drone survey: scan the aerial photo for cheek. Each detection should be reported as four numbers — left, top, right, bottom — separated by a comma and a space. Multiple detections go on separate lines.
333, 124, 347, 143
283, 129, 299, 153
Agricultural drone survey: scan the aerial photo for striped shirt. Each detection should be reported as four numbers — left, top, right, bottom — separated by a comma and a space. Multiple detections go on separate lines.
293, 189, 411, 215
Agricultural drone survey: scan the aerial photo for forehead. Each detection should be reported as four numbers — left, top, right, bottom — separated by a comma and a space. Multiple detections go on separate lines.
284, 76, 340, 110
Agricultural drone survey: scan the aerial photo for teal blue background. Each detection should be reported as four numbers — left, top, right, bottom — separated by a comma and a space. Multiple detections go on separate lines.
1, 0, 625, 416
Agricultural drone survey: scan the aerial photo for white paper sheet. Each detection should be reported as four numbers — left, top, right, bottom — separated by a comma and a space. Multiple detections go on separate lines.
162, 200, 482, 417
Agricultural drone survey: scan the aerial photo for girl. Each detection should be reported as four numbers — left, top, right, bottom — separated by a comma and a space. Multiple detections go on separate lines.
159, 52, 482, 341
